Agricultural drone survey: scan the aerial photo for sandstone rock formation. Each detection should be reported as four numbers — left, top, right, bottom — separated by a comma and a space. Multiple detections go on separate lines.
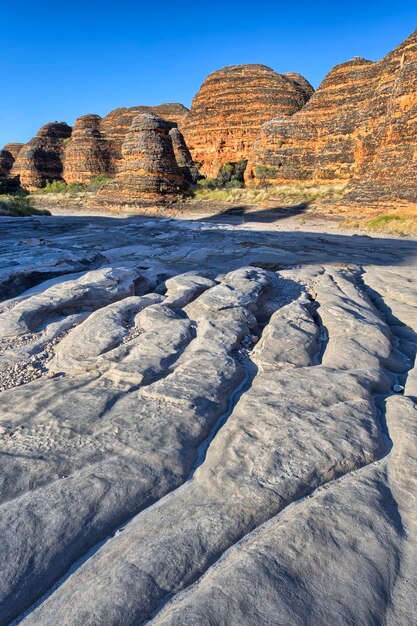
181, 64, 313, 178
169, 126, 199, 183
63, 114, 112, 183
0, 143, 24, 182
0, 214, 416, 625
12, 122, 72, 190
98, 113, 189, 203
247, 30, 417, 209
100, 103, 189, 170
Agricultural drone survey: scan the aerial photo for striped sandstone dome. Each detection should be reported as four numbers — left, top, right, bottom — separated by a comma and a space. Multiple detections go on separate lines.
247, 29, 417, 209
181, 64, 313, 178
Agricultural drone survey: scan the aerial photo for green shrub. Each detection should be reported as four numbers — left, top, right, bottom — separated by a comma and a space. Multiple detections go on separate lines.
217, 162, 234, 185
195, 160, 247, 194
35, 180, 86, 194
254, 165, 277, 182
224, 179, 243, 189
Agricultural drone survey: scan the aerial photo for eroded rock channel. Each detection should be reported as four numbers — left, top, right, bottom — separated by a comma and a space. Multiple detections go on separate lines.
1, 215, 416, 625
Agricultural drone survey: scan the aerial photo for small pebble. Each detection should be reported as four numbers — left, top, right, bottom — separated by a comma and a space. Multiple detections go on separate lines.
393, 384, 404, 393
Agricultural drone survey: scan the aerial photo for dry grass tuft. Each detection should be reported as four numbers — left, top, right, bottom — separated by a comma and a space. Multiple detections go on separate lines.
343, 209, 417, 237
193, 183, 347, 205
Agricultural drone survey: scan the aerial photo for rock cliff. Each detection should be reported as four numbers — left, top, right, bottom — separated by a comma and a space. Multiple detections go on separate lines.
12, 122, 72, 190
98, 113, 189, 203
246, 30, 417, 209
63, 115, 112, 183
181, 64, 313, 178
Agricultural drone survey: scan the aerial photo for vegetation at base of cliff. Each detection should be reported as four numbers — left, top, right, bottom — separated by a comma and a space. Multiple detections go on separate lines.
346, 211, 417, 236
195, 160, 248, 192
33, 175, 114, 195
193, 182, 346, 204
254, 164, 277, 181
0, 194, 51, 217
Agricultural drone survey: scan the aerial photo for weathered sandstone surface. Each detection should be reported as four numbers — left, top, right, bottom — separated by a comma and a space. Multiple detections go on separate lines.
247, 30, 417, 209
63, 115, 112, 183
12, 122, 72, 190
0, 143, 24, 183
100, 103, 189, 170
98, 113, 189, 203
181, 64, 313, 178
169, 126, 199, 184
0, 214, 416, 625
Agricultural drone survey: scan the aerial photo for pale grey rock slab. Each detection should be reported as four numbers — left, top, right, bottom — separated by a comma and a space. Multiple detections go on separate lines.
252, 295, 319, 370
163, 272, 216, 308
0, 269, 283, 624
20, 274, 395, 626
49, 294, 164, 375
0, 266, 142, 338
0, 216, 416, 625
148, 395, 417, 626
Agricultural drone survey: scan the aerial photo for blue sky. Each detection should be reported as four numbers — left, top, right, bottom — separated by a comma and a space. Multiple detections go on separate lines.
1, 1, 416, 146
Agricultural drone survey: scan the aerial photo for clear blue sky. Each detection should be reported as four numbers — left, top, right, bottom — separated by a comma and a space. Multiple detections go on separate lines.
1, 1, 416, 146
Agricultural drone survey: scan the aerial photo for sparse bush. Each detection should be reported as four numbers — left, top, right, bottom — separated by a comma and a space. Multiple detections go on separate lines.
35, 180, 86, 194
217, 162, 234, 185
224, 179, 243, 189
197, 177, 218, 189
194, 160, 247, 195
254, 165, 277, 183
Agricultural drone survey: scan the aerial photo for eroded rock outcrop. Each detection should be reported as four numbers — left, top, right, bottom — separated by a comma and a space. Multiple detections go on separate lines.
63, 114, 112, 183
181, 64, 313, 178
12, 122, 72, 190
169, 127, 199, 184
100, 103, 189, 171
0, 143, 24, 182
247, 30, 417, 209
98, 113, 189, 203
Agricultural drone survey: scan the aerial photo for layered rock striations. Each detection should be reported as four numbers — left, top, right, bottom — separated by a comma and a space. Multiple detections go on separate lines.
0, 143, 24, 186
98, 113, 189, 203
63, 114, 112, 183
100, 103, 189, 171
169, 127, 199, 184
181, 64, 313, 178
246, 30, 417, 208
12, 122, 72, 190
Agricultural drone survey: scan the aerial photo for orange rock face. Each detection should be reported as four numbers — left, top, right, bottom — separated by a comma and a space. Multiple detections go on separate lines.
100, 103, 189, 171
181, 64, 313, 178
63, 115, 112, 183
0, 143, 24, 182
246, 30, 417, 209
12, 123, 72, 190
98, 113, 188, 203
